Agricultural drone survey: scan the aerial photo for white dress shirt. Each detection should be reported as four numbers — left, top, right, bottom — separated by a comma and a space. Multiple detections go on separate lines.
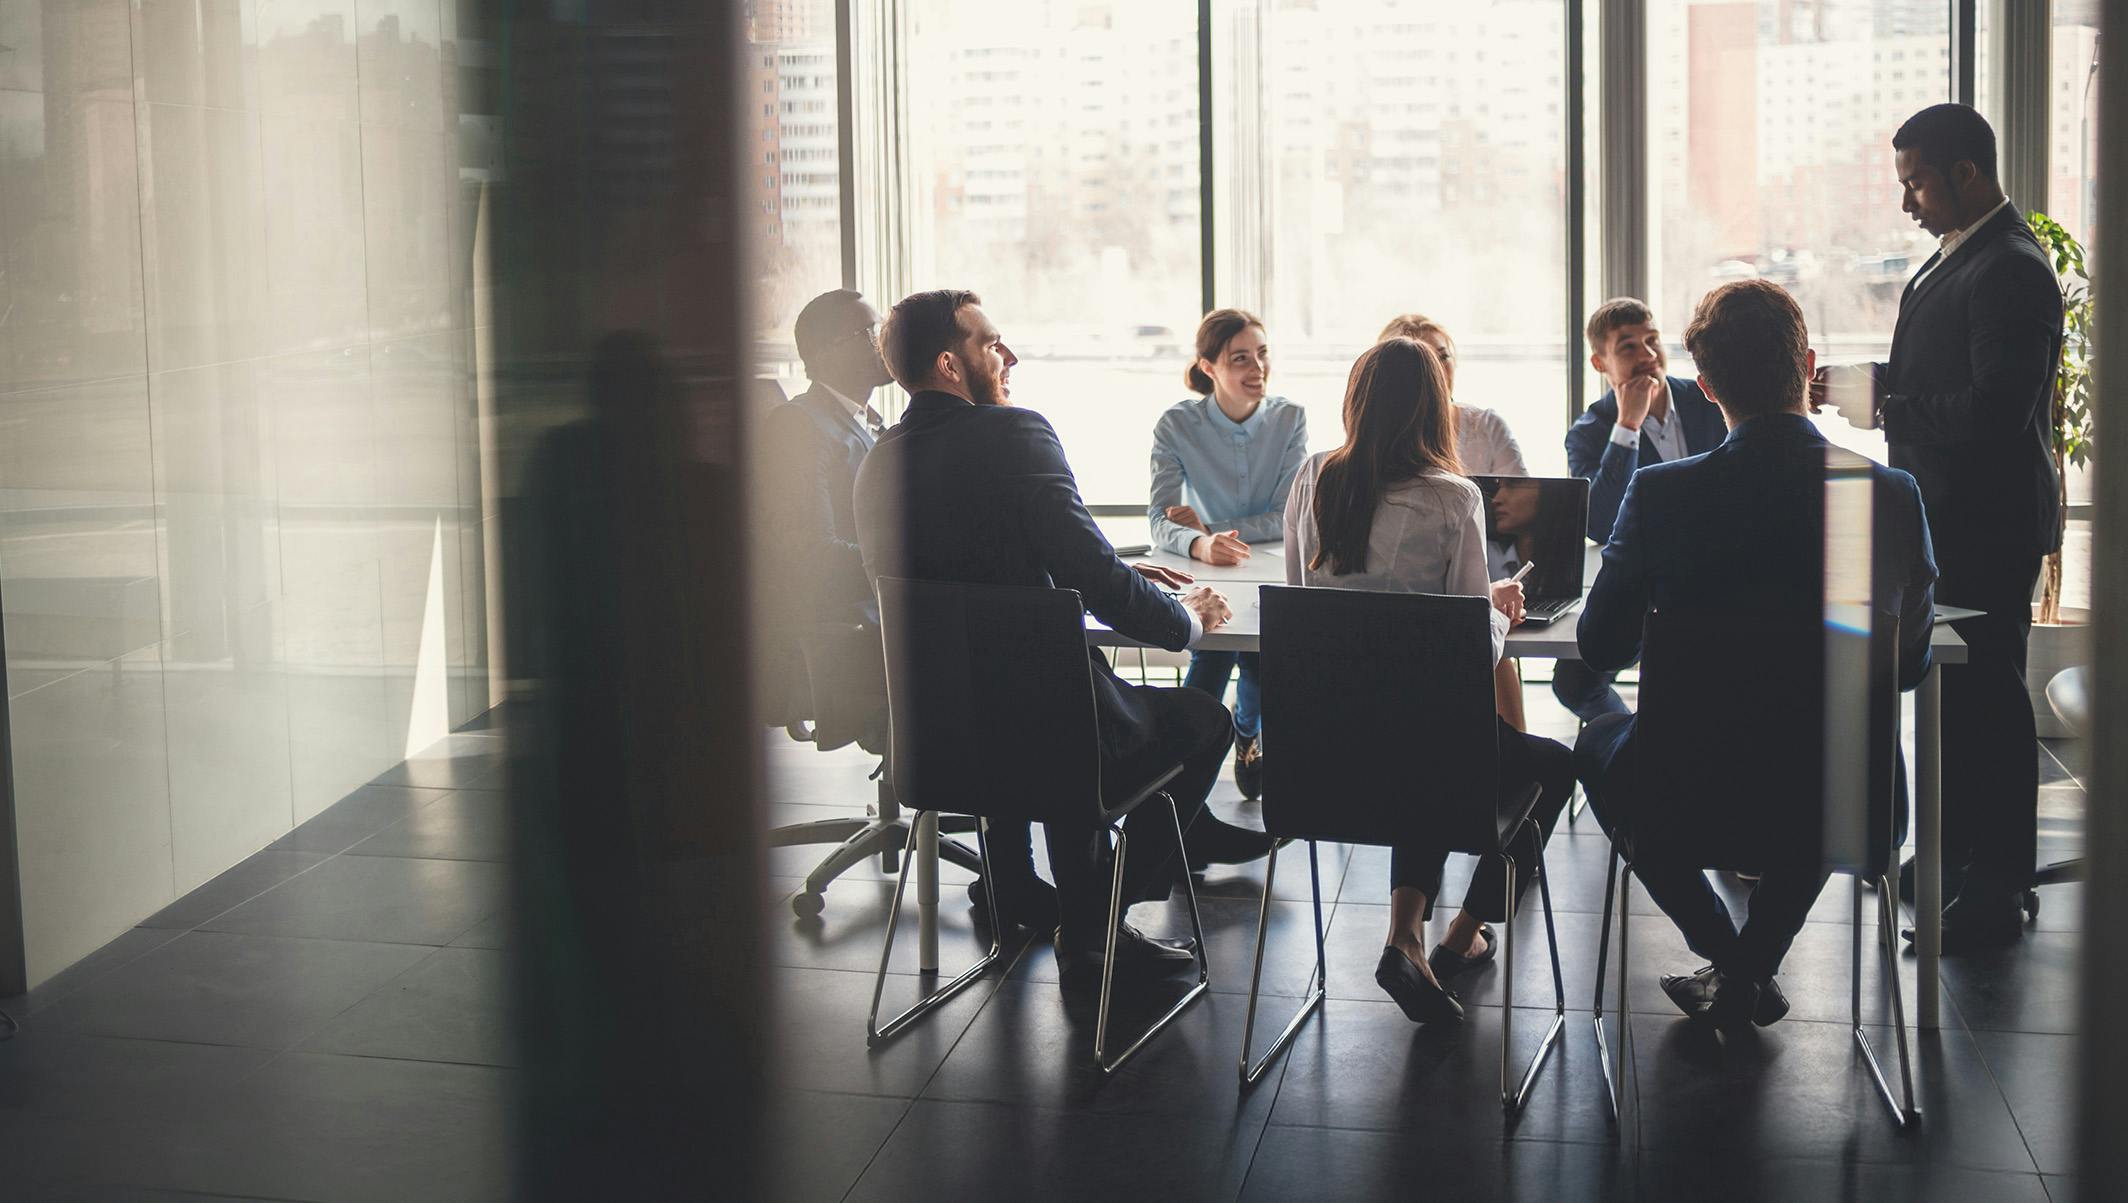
819, 381, 885, 437
1454, 403, 1528, 477
1604, 380, 1688, 463
1283, 454, 1510, 664
1910, 195, 2013, 290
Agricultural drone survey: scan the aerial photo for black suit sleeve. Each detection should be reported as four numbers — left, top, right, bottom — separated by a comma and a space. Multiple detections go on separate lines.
1881, 253, 2062, 446
1892, 473, 1939, 692
1577, 467, 1652, 672
1566, 398, 1639, 543
762, 403, 872, 611
1005, 410, 1193, 651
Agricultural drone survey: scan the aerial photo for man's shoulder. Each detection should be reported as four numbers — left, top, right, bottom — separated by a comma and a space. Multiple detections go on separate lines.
1571, 393, 1619, 429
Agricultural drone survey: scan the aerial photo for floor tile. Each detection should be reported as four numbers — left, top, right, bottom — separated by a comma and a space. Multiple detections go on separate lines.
762, 1089, 910, 1203
0, 928, 187, 1019
272, 785, 451, 855
372, 752, 507, 791
1938, 932, 2080, 1034
2045, 1173, 2078, 1202
1969, 1030, 2074, 1175
140, 850, 330, 930
34, 930, 431, 1049
0, 1028, 275, 1120
1240, 1128, 1633, 1203
1264, 997, 1618, 1145
768, 874, 1032, 977
771, 965, 999, 1099
1006, 893, 1327, 1000
200, 854, 506, 946
347, 791, 512, 862
449, 913, 511, 949
1628, 1019, 2037, 1173
1634, 1152, 2050, 1202
847, 1098, 1261, 1203
301, 947, 516, 1067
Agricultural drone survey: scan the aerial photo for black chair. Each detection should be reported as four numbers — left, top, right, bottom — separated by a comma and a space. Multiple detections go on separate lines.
764, 622, 982, 918
867, 577, 1209, 1072
1237, 586, 1567, 1111
1590, 605, 1918, 1130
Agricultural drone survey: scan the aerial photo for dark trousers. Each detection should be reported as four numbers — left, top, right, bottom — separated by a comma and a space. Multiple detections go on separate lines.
1389, 719, 1574, 922
1552, 659, 1631, 724
1939, 559, 2041, 894
1575, 713, 1828, 982
1009, 683, 1233, 945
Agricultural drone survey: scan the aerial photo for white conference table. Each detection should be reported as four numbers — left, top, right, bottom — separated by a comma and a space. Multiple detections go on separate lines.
1085, 541, 1968, 1031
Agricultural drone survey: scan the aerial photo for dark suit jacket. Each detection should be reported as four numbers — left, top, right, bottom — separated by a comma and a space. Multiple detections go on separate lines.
1579, 413, 1937, 692
764, 385, 879, 627
1564, 376, 1727, 543
1879, 204, 2064, 609
854, 391, 1194, 764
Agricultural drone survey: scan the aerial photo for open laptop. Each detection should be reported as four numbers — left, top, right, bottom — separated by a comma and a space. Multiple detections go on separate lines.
1470, 475, 1591, 626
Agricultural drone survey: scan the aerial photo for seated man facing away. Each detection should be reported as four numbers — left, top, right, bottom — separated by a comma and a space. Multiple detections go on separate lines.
1557, 298, 1729, 723
1573, 280, 1937, 1032
853, 289, 1276, 982
762, 289, 1055, 930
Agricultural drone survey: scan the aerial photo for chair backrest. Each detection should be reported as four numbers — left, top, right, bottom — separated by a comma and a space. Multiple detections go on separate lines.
875, 576, 1103, 824
1257, 585, 1502, 854
1633, 606, 1900, 876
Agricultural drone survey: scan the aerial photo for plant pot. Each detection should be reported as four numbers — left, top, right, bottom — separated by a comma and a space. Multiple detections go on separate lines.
2027, 605, 2091, 740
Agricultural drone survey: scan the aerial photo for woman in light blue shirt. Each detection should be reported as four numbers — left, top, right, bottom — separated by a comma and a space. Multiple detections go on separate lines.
1149, 308, 1309, 800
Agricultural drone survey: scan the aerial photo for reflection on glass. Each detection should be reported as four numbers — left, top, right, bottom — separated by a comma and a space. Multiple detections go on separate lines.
747, 0, 844, 384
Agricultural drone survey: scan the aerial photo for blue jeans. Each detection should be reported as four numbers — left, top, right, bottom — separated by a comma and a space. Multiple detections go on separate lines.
1183, 651, 1259, 741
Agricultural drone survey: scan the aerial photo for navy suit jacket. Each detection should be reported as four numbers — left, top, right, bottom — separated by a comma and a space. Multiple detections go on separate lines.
1564, 376, 1728, 544
854, 391, 1194, 763
1879, 204, 2064, 609
1578, 413, 1938, 693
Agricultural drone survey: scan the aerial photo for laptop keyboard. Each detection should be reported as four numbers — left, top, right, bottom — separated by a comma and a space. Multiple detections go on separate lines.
1525, 597, 1580, 619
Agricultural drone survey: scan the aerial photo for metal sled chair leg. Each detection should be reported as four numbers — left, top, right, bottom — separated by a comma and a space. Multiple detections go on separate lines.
1093, 793, 1210, 1074
866, 815, 1004, 1045
1238, 839, 1329, 1086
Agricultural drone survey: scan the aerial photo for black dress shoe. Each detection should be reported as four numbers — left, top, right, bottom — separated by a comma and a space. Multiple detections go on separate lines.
1054, 923, 1197, 984
1753, 977, 1790, 1027
1659, 965, 1760, 1034
1232, 733, 1263, 801
1186, 815, 1277, 868
1896, 856, 1968, 907
968, 877, 1060, 933
1374, 947, 1464, 1024
1426, 923, 1497, 984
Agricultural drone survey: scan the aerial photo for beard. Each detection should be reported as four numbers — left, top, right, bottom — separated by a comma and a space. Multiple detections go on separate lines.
968, 366, 1009, 406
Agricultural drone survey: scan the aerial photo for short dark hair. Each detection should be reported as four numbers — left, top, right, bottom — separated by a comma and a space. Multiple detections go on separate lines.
1893, 103, 1998, 182
879, 289, 981, 390
1683, 279, 1810, 420
1585, 297, 1655, 353
793, 289, 865, 368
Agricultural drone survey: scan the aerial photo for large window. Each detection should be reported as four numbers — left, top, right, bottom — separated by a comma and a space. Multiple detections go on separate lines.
905, 0, 1202, 505
1256, 0, 1574, 475
1649, 0, 1948, 461
747, 0, 845, 385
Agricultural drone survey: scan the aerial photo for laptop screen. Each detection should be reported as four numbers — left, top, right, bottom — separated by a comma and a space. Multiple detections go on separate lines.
1469, 476, 1591, 601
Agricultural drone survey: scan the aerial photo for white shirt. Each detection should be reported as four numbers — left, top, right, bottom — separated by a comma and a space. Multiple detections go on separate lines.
1283, 454, 1510, 664
1454, 403, 1528, 476
1605, 380, 1688, 462
1910, 195, 2013, 290
819, 382, 884, 436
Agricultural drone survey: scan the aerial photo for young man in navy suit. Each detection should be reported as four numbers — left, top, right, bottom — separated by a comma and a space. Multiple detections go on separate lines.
1815, 104, 2064, 950
853, 290, 1275, 983
1576, 280, 1938, 1030
1557, 299, 1729, 722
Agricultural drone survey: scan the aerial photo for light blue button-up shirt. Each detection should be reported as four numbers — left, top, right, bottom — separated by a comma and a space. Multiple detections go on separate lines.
1148, 395, 1310, 556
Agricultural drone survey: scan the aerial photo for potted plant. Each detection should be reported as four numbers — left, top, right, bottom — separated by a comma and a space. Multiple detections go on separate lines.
2025, 211, 2094, 737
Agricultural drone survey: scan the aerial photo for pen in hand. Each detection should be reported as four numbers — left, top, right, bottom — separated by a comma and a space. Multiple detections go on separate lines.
1510, 561, 1536, 584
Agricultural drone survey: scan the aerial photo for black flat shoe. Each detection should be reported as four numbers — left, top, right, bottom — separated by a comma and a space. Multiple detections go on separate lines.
1426, 923, 1498, 984
1374, 947, 1464, 1025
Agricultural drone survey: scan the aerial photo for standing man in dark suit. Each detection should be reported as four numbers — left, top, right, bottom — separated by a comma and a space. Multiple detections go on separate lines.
1577, 280, 1938, 1029
854, 289, 1275, 983
1814, 104, 2063, 949
764, 289, 1058, 929
1557, 298, 1729, 722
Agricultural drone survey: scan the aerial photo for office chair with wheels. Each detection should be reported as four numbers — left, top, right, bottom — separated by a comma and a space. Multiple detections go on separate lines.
2028, 665, 2092, 898
1237, 586, 1567, 1112
868, 577, 1210, 1072
1590, 606, 1918, 1131
764, 621, 982, 918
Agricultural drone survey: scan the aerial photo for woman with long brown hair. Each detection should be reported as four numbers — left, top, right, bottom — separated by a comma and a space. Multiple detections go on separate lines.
1283, 338, 1574, 1024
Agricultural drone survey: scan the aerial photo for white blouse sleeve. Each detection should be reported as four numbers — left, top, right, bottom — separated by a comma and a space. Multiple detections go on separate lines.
1283, 457, 1312, 586
1447, 485, 1510, 664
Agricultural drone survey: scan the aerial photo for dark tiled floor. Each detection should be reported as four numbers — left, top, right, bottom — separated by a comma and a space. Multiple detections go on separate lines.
0, 713, 2090, 1201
